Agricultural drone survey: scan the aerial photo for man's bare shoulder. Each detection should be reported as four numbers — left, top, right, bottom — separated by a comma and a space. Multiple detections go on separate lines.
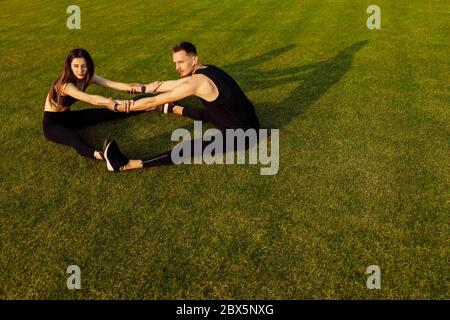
190, 73, 217, 89
190, 73, 210, 82
190, 73, 218, 101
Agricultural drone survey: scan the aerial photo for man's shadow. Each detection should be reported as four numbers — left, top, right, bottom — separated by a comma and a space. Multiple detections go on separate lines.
113, 41, 368, 157
223, 40, 368, 129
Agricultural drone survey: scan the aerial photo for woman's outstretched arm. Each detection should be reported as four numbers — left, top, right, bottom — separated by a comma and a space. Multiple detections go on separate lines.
62, 82, 129, 109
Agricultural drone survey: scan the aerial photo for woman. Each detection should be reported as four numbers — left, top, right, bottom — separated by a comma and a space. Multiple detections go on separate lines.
43, 48, 141, 161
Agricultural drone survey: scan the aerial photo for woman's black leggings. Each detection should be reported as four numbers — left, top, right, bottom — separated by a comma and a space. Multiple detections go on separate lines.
43, 109, 143, 158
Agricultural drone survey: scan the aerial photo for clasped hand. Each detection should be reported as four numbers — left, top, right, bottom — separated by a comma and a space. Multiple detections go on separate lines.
107, 97, 135, 113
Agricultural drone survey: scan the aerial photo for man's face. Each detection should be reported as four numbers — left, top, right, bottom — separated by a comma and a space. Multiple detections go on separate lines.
173, 50, 197, 78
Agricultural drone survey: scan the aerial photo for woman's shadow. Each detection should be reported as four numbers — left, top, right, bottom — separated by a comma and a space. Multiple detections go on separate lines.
107, 41, 368, 156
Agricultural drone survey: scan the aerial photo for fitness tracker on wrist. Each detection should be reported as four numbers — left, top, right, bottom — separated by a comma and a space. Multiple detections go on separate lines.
141, 85, 146, 94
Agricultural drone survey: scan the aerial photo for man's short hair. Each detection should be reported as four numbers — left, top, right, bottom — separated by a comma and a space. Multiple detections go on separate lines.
172, 42, 197, 56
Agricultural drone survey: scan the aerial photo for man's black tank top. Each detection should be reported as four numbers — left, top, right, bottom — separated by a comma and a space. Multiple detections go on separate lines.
194, 65, 259, 130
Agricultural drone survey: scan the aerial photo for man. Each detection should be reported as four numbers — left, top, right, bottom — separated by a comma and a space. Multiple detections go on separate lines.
104, 42, 260, 171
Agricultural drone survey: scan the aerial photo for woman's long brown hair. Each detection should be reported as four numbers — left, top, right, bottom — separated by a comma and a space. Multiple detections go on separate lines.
49, 48, 94, 107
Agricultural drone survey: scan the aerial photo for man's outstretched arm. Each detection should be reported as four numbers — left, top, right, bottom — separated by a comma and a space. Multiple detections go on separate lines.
128, 79, 197, 111
145, 79, 189, 93
130, 78, 189, 94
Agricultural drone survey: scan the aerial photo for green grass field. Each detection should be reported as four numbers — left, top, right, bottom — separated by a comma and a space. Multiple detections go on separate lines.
0, 0, 448, 299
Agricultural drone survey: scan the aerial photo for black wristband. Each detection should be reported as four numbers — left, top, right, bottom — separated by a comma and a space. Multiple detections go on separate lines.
141, 85, 146, 94
113, 103, 118, 112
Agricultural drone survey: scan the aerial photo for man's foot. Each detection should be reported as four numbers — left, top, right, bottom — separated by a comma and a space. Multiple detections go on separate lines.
104, 139, 129, 172
156, 102, 175, 114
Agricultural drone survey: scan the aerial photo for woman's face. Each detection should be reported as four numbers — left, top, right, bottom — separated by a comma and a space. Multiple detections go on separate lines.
71, 57, 88, 80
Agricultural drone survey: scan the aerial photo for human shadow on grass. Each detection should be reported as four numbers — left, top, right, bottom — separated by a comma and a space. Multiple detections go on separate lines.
114, 41, 368, 158
223, 40, 368, 129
